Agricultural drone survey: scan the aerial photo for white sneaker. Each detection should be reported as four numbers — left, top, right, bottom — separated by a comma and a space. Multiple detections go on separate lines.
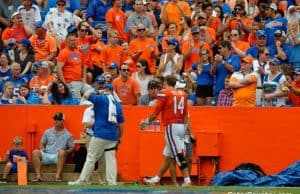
143, 177, 159, 185
181, 182, 192, 187
68, 179, 88, 186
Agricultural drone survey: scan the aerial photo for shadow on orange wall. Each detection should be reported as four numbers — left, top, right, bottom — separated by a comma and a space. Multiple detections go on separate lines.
0, 106, 300, 184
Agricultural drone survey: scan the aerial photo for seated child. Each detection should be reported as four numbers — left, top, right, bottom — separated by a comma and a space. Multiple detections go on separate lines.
0, 136, 28, 183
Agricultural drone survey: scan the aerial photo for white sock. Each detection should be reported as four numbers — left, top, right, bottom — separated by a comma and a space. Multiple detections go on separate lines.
153, 176, 161, 182
184, 177, 191, 183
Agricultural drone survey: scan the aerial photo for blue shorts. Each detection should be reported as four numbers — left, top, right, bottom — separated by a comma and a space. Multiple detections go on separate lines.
41, 152, 58, 164
10, 162, 18, 173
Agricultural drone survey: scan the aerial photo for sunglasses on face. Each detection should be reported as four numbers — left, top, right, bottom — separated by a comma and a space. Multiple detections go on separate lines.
264, 53, 270, 56
137, 28, 146, 32
57, 3, 65, 6
121, 69, 130, 72
275, 34, 281, 37
231, 34, 238, 37
234, 8, 242, 11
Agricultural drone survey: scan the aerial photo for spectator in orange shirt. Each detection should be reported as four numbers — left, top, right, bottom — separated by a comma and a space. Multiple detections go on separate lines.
112, 63, 141, 105
129, 23, 159, 74
76, 21, 97, 68
105, 0, 128, 43
56, 33, 90, 100
182, 25, 211, 72
178, 16, 192, 45
202, 2, 221, 33
159, 0, 191, 34
30, 21, 57, 63
229, 56, 258, 107
220, 3, 252, 42
29, 61, 56, 95
99, 30, 127, 72
196, 12, 215, 45
2, 12, 32, 48
287, 69, 300, 106
248, 22, 260, 47
88, 25, 106, 83
161, 23, 182, 53
230, 29, 250, 58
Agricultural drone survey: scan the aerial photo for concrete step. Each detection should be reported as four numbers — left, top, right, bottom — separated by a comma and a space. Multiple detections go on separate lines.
0, 163, 75, 173
6, 172, 102, 184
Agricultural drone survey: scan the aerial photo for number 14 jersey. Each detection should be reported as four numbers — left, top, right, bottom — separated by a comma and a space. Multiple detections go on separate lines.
153, 88, 188, 126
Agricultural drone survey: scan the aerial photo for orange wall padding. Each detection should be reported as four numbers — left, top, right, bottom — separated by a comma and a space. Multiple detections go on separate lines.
0, 106, 300, 184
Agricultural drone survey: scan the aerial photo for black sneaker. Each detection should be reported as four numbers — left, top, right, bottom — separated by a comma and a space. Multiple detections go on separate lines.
0, 178, 7, 183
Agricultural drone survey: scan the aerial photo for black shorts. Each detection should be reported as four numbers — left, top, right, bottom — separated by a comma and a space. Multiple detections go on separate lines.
196, 85, 213, 98
87, 65, 104, 82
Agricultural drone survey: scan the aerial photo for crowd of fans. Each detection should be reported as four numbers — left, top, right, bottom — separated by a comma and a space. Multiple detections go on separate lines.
0, 0, 300, 107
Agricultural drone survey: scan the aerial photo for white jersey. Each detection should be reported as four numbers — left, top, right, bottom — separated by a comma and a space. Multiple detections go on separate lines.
82, 106, 94, 135
17, 5, 41, 29
253, 59, 270, 106
45, 8, 81, 39
263, 72, 286, 107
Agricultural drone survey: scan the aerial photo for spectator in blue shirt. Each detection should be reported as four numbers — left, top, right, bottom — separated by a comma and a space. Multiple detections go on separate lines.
16, 84, 41, 104
246, 30, 276, 59
211, 40, 240, 96
0, 62, 28, 94
264, 3, 288, 46
86, 0, 111, 25
273, 29, 291, 65
0, 136, 28, 184
47, 80, 79, 105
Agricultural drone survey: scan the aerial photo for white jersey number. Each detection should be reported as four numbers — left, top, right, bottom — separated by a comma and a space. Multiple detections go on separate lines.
173, 96, 184, 114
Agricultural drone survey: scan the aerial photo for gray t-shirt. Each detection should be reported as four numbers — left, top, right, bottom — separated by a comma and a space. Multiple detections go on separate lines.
139, 94, 151, 106
41, 127, 74, 154
0, 0, 21, 20
126, 13, 153, 40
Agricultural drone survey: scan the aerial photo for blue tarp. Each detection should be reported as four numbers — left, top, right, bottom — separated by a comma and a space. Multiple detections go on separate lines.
211, 161, 300, 186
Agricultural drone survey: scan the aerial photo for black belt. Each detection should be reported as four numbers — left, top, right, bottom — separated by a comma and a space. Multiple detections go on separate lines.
256, 87, 263, 89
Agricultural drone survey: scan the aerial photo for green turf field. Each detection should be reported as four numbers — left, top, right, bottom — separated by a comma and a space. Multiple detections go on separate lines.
0, 184, 300, 194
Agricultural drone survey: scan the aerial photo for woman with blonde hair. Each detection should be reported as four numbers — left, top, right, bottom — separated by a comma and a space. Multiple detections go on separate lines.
0, 82, 15, 104
191, 48, 214, 106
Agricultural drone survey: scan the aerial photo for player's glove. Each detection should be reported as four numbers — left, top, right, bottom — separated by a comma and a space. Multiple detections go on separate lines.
140, 118, 150, 130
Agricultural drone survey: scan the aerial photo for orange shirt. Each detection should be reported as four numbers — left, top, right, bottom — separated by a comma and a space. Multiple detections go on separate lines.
230, 72, 257, 107
230, 18, 253, 42
30, 34, 57, 62
89, 40, 106, 68
154, 88, 188, 126
128, 37, 159, 74
161, 35, 182, 53
57, 47, 83, 83
105, 7, 128, 42
288, 81, 300, 107
182, 40, 211, 72
112, 76, 141, 105
77, 35, 96, 68
248, 32, 257, 47
165, 1, 191, 28
233, 40, 250, 53
29, 74, 56, 89
2, 26, 28, 41
208, 16, 221, 32
100, 44, 127, 70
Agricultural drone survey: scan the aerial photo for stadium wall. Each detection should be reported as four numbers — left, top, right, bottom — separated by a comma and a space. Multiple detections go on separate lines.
0, 106, 299, 184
